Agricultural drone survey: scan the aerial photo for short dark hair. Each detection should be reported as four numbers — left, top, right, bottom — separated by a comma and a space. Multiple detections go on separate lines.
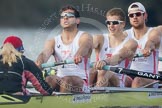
106, 8, 126, 22
59, 5, 80, 18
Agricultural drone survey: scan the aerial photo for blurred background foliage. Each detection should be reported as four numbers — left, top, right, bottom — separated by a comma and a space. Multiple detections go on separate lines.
0, 0, 161, 29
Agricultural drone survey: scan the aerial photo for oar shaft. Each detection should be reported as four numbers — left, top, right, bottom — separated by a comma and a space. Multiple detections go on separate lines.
102, 66, 162, 81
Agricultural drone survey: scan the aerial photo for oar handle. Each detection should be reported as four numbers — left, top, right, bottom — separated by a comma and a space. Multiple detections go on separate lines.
133, 53, 143, 58
90, 62, 110, 70
41, 59, 74, 68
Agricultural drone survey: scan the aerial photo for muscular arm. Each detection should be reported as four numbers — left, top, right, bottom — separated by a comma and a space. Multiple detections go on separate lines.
75, 32, 93, 57
143, 28, 161, 56
106, 39, 138, 65
36, 39, 55, 67
74, 32, 93, 63
93, 34, 104, 49
93, 35, 104, 61
156, 25, 162, 35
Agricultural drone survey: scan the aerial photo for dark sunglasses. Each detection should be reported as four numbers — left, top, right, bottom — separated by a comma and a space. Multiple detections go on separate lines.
60, 12, 75, 19
105, 20, 123, 25
128, 12, 144, 18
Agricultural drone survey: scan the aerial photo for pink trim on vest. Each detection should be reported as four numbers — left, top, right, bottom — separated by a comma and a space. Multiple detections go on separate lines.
153, 51, 157, 74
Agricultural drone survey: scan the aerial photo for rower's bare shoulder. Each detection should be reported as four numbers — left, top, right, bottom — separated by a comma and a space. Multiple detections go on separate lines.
93, 34, 104, 42
155, 25, 162, 33
44, 38, 55, 49
129, 38, 137, 44
153, 26, 162, 38
148, 28, 161, 44
125, 38, 138, 48
149, 27, 161, 37
80, 32, 93, 40
45, 38, 55, 44
93, 34, 104, 48
81, 32, 92, 37
79, 32, 93, 44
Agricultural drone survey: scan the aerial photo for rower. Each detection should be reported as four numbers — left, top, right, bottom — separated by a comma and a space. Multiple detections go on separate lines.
36, 5, 93, 93
126, 2, 161, 88
90, 8, 138, 88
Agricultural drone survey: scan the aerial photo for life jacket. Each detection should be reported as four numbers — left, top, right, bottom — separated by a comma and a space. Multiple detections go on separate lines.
0, 56, 24, 94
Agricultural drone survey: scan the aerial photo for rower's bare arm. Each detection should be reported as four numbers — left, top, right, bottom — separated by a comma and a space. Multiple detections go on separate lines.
156, 25, 162, 35
36, 39, 55, 67
143, 28, 161, 56
93, 35, 104, 49
93, 35, 104, 59
105, 39, 138, 65
75, 32, 93, 58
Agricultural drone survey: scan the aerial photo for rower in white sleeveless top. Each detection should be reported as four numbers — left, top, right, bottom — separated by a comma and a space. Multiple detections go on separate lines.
36, 5, 93, 93
90, 8, 138, 88
127, 27, 159, 74
98, 34, 133, 87
54, 31, 89, 80
126, 2, 161, 88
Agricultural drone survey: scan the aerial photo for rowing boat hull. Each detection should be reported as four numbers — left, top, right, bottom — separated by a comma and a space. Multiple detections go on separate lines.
1, 91, 162, 108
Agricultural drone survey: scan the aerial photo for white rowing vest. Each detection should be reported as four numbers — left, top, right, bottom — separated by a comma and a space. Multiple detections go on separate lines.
97, 34, 131, 87
54, 31, 89, 80
158, 36, 162, 71
126, 27, 159, 74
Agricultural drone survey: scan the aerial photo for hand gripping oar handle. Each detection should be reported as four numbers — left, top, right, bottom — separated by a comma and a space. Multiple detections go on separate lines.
90, 63, 162, 81
134, 53, 162, 61
41, 59, 74, 68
